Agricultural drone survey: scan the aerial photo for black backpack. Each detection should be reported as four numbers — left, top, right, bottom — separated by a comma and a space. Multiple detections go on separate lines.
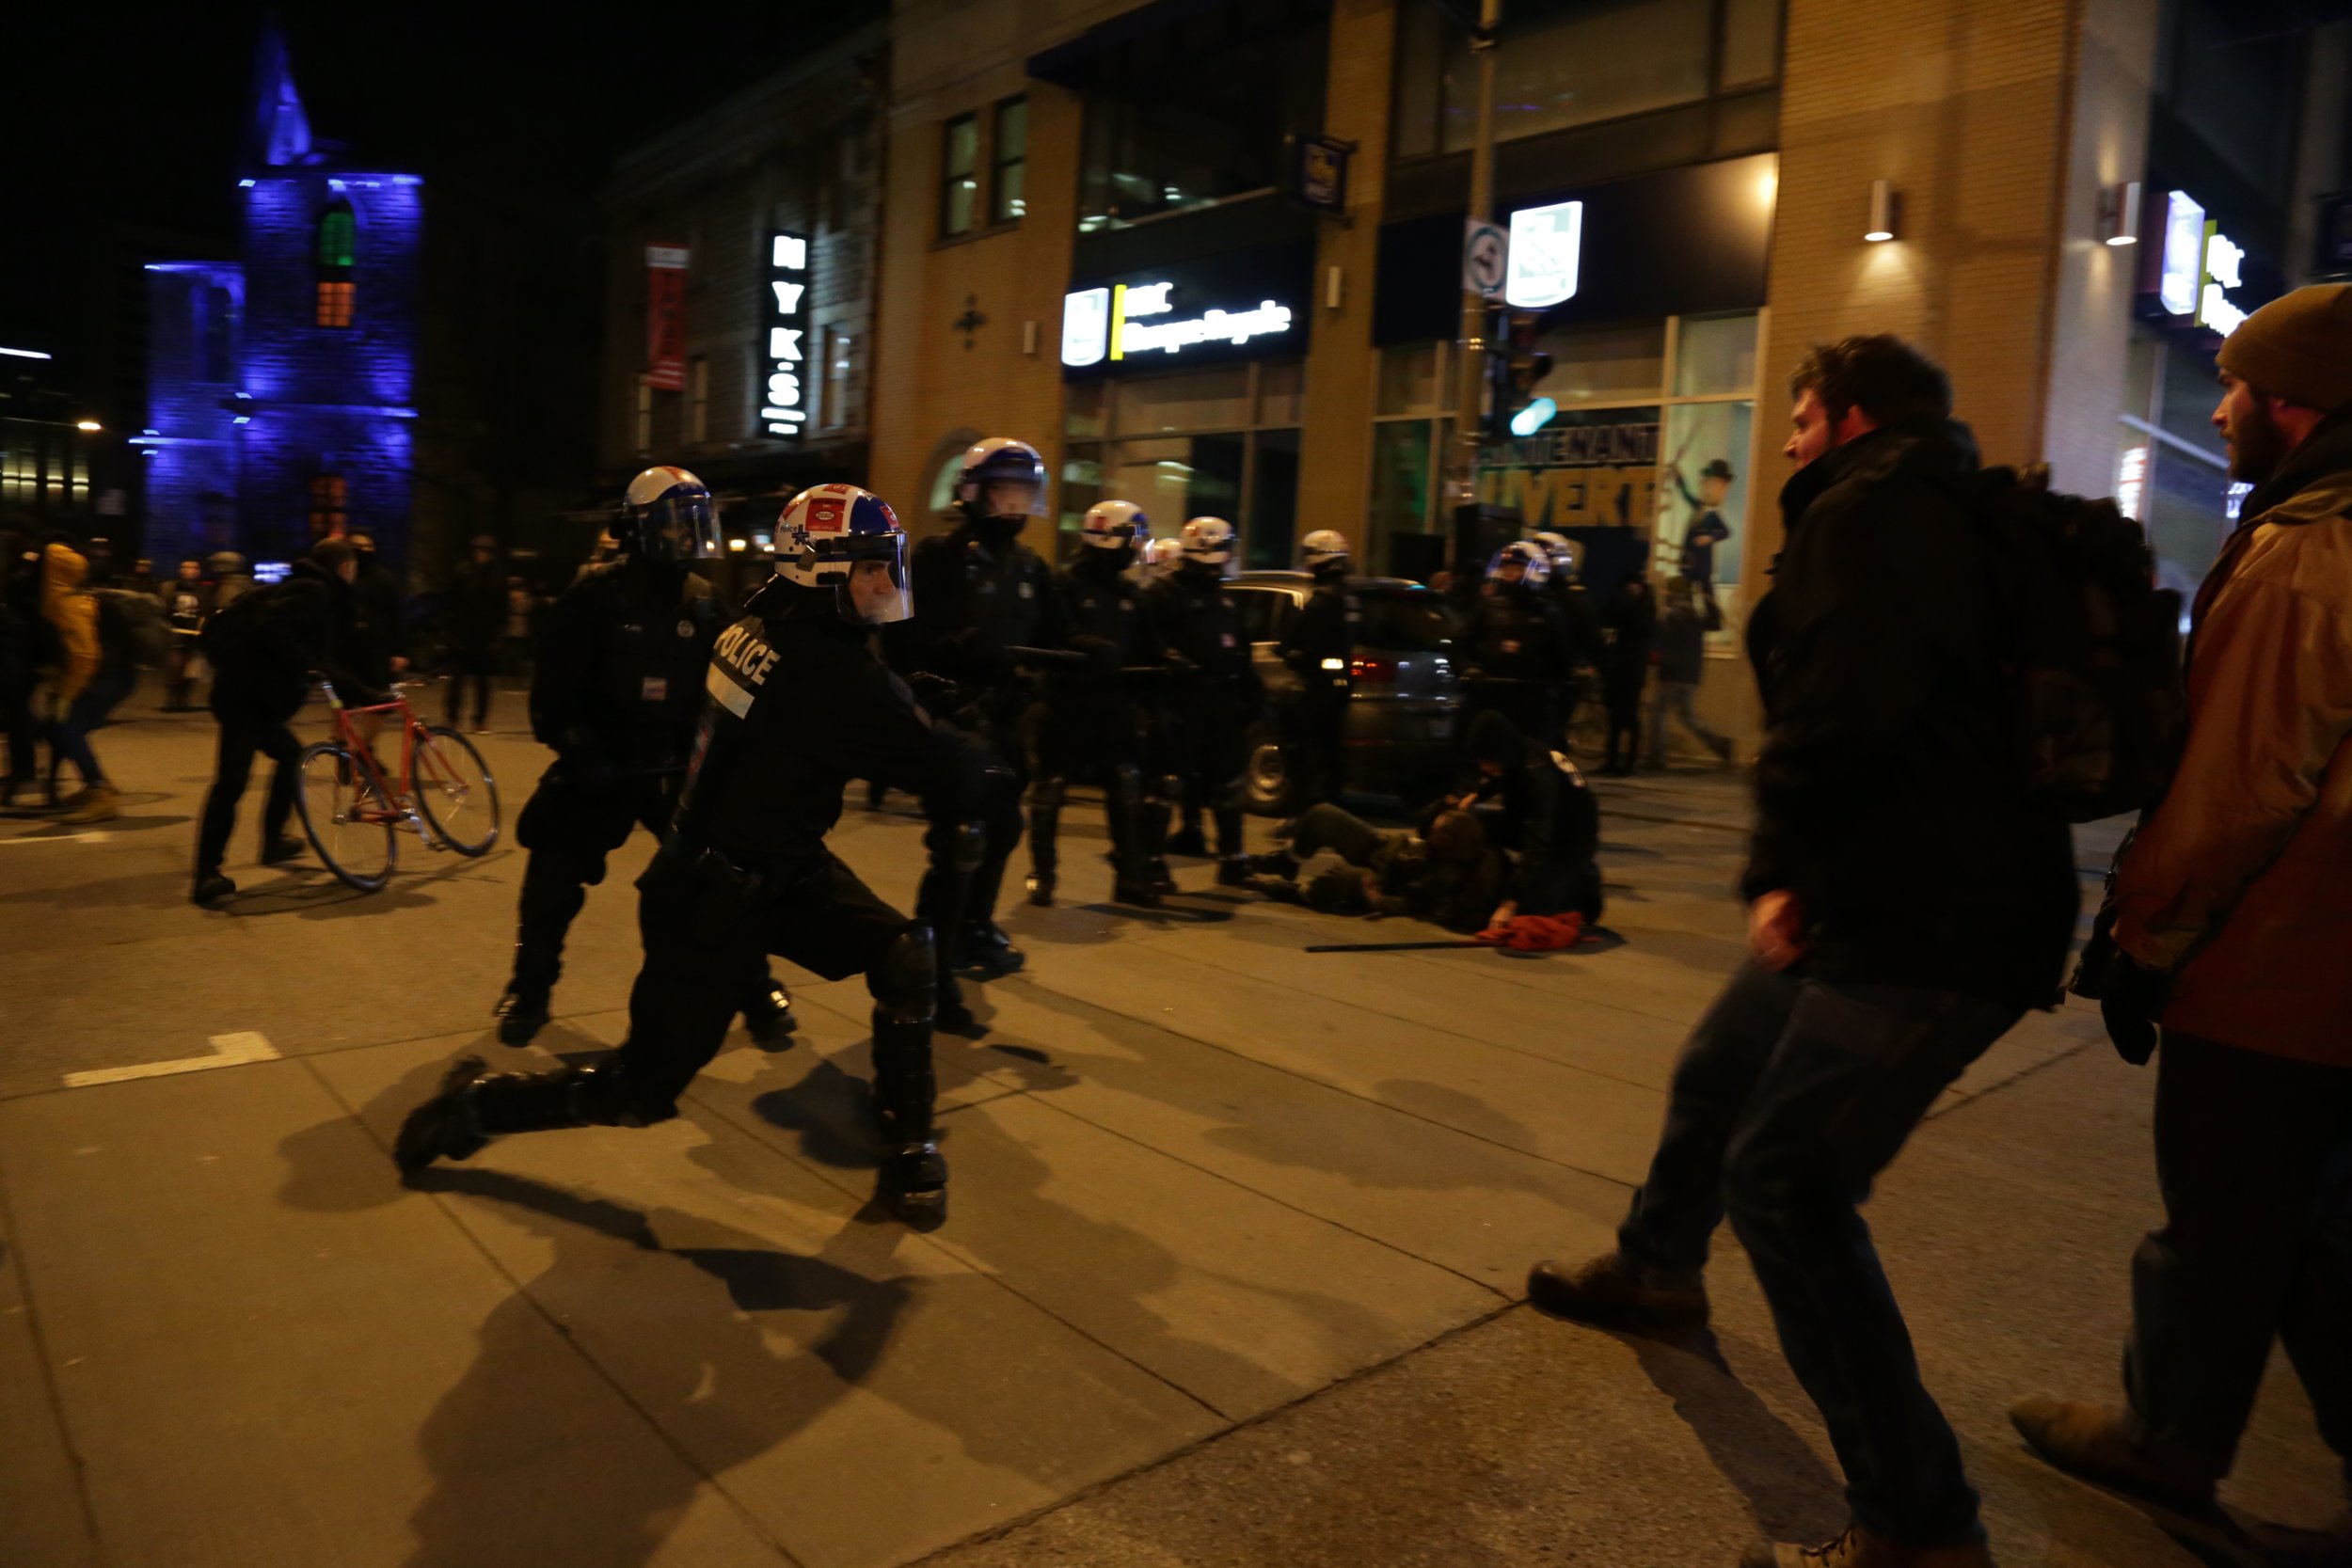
1963, 467, 2186, 822
94, 589, 169, 668
197, 579, 279, 663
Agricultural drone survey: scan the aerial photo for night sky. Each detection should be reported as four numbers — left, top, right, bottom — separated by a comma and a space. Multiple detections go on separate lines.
9, 4, 871, 411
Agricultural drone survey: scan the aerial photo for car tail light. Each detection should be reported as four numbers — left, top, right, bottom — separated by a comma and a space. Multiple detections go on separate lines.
1348, 655, 1397, 684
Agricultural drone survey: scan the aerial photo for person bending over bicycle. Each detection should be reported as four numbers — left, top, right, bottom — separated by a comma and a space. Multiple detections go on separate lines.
192, 539, 388, 907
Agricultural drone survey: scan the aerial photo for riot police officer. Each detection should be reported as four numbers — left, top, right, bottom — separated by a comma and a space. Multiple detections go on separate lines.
1029, 500, 1166, 908
1277, 530, 1357, 807
491, 467, 793, 1049
1456, 540, 1573, 747
885, 437, 1059, 989
1531, 531, 1605, 743
1149, 517, 1262, 884
398, 484, 985, 1227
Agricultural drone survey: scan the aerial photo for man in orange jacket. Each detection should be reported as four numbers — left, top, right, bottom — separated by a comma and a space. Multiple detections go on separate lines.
2011, 285, 2352, 1558
40, 539, 125, 824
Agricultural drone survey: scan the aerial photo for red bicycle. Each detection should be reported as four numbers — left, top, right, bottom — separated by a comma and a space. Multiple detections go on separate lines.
294, 679, 501, 891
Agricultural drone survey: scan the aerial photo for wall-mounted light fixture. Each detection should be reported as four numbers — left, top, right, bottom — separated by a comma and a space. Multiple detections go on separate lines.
1325, 265, 1344, 310
1021, 320, 1040, 356
2101, 181, 2142, 246
1865, 179, 1899, 243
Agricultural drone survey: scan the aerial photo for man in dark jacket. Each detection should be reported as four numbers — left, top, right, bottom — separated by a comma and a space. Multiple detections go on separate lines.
344, 530, 407, 693
1599, 577, 1658, 775
193, 540, 385, 905
1147, 516, 1262, 883
1456, 541, 1573, 749
1455, 710, 1603, 927
1525, 336, 2075, 1568
444, 535, 504, 732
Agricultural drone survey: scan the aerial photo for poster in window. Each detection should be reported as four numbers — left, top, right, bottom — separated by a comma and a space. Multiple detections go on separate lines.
644, 245, 689, 392
1474, 409, 1660, 596
1656, 400, 1753, 642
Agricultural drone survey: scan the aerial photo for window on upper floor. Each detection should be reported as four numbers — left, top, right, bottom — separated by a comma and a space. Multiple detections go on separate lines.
1391, 0, 1783, 161
1075, 0, 1329, 231
314, 199, 357, 328
309, 474, 348, 540
992, 96, 1028, 224
941, 114, 980, 238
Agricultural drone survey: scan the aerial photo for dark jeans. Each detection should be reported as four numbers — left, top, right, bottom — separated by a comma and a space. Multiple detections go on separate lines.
1618, 959, 2020, 1545
1289, 800, 1391, 865
53, 672, 134, 786
445, 647, 496, 728
1603, 676, 1645, 770
2125, 1031, 2352, 1478
196, 712, 304, 876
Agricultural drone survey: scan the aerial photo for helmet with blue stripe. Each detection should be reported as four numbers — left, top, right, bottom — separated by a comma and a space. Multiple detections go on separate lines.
1080, 499, 1150, 551
956, 436, 1049, 524
1487, 538, 1551, 585
774, 483, 913, 625
621, 465, 721, 563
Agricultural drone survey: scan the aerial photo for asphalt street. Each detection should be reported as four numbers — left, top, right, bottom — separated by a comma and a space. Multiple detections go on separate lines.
0, 676, 2339, 1568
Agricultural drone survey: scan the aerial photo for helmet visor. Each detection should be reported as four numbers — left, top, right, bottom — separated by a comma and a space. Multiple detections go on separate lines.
640, 492, 722, 562
974, 478, 1047, 520
837, 535, 914, 625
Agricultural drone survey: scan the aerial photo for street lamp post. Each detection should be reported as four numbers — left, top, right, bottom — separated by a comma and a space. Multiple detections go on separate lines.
1444, 0, 1502, 513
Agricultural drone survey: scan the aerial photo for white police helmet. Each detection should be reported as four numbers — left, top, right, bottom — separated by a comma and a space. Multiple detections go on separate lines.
956, 437, 1049, 521
774, 483, 913, 625
1300, 529, 1350, 570
1179, 515, 1236, 567
622, 466, 722, 562
1142, 537, 1185, 577
1081, 499, 1151, 551
1487, 539, 1551, 585
1530, 531, 1581, 581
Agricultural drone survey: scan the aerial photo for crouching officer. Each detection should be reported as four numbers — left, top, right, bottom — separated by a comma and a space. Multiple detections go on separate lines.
1148, 516, 1262, 883
1029, 500, 1166, 907
398, 484, 986, 1226
491, 466, 794, 1048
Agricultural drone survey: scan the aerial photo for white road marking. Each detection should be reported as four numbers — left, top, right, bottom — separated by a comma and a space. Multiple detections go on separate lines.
62, 1032, 281, 1089
0, 831, 110, 846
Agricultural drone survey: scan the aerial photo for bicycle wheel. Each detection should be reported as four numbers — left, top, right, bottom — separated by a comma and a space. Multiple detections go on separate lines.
412, 724, 501, 856
295, 742, 397, 891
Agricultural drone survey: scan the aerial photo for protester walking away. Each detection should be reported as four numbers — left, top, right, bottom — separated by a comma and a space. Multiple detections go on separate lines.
444, 535, 503, 732
344, 530, 407, 693
1532, 531, 1605, 743
1527, 336, 2077, 1568
1647, 576, 1733, 768
490, 467, 793, 1050
2010, 284, 2352, 1562
192, 539, 388, 904
1456, 710, 1603, 927
1027, 499, 1167, 909
162, 558, 213, 711
1599, 576, 1658, 775
40, 538, 132, 824
1146, 515, 1263, 883
1278, 530, 1357, 806
883, 436, 1058, 998
395, 484, 986, 1227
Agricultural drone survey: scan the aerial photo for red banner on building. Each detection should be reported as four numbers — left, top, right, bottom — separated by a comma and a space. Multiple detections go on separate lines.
643, 245, 689, 390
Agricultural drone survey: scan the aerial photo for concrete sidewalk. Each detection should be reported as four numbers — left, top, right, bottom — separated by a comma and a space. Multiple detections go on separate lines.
0, 703, 2336, 1567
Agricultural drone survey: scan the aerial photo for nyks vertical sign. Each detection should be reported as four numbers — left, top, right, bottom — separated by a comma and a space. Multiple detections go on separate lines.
763, 232, 810, 438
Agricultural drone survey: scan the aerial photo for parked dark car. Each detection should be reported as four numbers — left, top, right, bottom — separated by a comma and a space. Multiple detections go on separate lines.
1225, 571, 1460, 814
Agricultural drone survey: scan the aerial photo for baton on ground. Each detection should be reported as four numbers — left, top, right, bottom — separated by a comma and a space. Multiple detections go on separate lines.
1304, 939, 1490, 953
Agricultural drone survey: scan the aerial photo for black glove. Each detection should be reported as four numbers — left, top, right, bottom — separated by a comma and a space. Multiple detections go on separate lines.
2098, 957, 2169, 1067
1072, 635, 1121, 674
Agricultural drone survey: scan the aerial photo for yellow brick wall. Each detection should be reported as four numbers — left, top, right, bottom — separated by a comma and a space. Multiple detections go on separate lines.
1296, 0, 1401, 550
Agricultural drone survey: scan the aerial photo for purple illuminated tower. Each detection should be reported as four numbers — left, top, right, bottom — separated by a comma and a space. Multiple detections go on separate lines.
141, 27, 421, 572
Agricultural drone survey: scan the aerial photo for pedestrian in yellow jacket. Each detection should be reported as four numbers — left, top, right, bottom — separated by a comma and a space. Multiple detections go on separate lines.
40, 541, 123, 823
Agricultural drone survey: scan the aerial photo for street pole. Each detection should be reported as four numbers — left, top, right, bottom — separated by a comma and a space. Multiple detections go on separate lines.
1444, 0, 1502, 514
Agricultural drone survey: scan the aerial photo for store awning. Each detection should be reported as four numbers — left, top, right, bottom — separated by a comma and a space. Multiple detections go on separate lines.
1025, 0, 1232, 86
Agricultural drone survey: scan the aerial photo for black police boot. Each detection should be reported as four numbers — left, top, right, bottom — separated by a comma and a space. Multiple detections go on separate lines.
192, 871, 237, 906
394, 1056, 496, 1173
1216, 856, 1251, 887
1026, 804, 1059, 907
741, 978, 797, 1049
492, 983, 552, 1048
394, 1056, 634, 1176
1143, 801, 1176, 894
871, 1014, 946, 1227
958, 921, 1026, 976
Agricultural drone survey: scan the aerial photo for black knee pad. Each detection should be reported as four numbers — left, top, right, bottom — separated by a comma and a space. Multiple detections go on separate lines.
1151, 773, 1183, 807
950, 819, 985, 873
868, 923, 936, 1025
1030, 775, 1068, 811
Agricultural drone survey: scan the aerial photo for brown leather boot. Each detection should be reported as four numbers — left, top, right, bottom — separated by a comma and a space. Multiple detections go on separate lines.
2007, 1397, 2217, 1511
1526, 1250, 1708, 1329
1739, 1524, 1994, 1566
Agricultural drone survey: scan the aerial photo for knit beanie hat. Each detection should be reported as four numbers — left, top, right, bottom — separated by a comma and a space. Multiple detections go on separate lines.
2215, 284, 2352, 414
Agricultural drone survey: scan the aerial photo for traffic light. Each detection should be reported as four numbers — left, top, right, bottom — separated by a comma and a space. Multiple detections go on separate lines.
1490, 309, 1555, 438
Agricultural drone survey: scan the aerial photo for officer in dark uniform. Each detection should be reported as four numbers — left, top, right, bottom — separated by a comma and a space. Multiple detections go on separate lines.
1027, 499, 1165, 907
1277, 530, 1358, 807
1531, 531, 1605, 745
1149, 516, 1262, 884
884, 437, 1060, 991
490, 466, 793, 1049
398, 484, 984, 1226
1456, 539, 1574, 748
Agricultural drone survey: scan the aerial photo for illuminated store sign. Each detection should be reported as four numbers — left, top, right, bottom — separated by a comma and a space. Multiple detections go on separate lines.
1060, 279, 1295, 367
761, 231, 809, 437
2156, 192, 2249, 337
2200, 230, 2248, 336
1504, 198, 1584, 309
2116, 446, 2147, 521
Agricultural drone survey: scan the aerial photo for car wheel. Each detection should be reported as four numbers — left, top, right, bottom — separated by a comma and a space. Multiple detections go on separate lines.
1242, 722, 1297, 816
